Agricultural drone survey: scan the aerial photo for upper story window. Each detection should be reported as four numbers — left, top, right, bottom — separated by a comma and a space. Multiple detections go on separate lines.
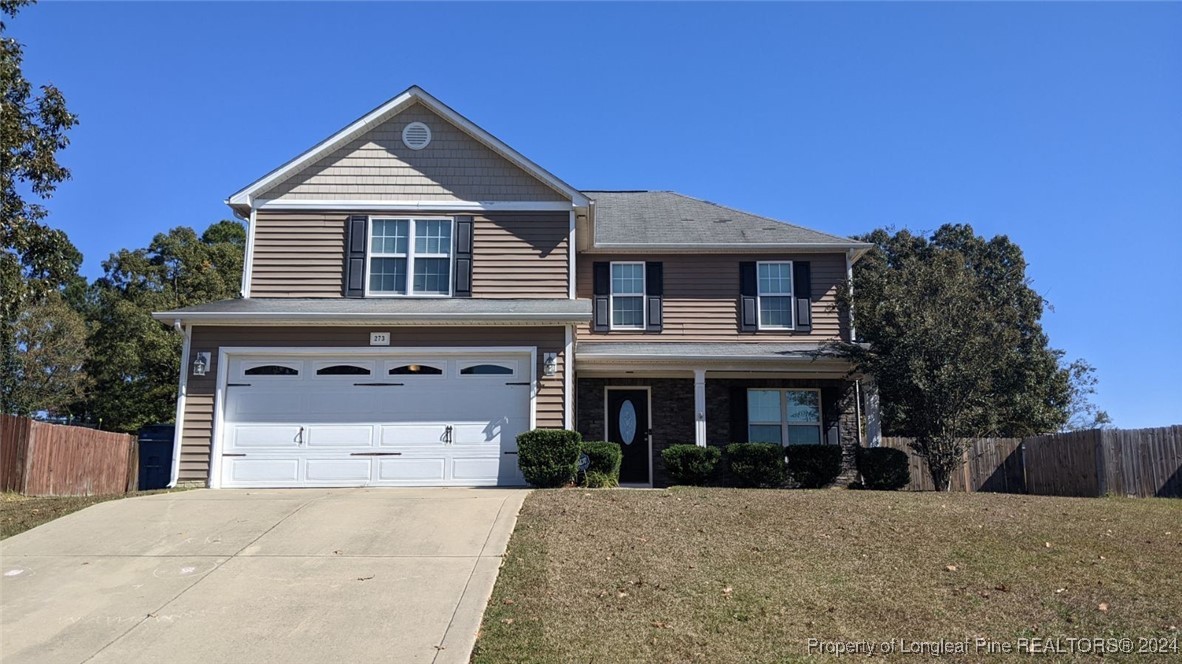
757, 261, 794, 330
368, 217, 452, 296
610, 262, 646, 330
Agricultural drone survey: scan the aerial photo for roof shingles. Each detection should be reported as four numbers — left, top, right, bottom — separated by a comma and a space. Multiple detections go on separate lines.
584, 190, 868, 248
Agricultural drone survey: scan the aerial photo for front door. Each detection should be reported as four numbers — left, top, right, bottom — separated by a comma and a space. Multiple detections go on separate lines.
607, 389, 650, 484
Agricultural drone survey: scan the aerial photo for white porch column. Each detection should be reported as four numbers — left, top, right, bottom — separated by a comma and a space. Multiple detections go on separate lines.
864, 378, 882, 447
693, 368, 707, 447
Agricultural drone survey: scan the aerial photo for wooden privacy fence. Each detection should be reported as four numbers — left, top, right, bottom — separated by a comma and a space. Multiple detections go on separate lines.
0, 415, 138, 496
882, 426, 1182, 498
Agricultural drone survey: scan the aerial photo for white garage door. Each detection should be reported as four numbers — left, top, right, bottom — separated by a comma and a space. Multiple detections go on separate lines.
217, 351, 532, 488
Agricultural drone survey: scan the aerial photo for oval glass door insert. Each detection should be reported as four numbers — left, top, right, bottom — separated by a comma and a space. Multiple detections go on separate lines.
619, 400, 637, 445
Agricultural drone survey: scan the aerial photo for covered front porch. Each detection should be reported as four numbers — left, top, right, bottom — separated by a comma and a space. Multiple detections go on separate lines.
573, 342, 881, 487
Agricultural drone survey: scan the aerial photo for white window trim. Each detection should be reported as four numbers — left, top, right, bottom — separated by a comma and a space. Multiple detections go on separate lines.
609, 261, 646, 331
384, 360, 447, 379
456, 360, 519, 379
756, 260, 795, 331
365, 216, 455, 298
747, 387, 824, 446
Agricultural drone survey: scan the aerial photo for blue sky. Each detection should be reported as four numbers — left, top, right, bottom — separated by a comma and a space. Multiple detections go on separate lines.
13, 2, 1181, 428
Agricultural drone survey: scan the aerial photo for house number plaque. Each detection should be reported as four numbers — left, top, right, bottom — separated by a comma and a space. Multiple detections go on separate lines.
369, 332, 390, 346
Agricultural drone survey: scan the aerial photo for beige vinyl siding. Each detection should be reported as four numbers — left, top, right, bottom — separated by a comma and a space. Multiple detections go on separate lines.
178, 393, 214, 484
249, 210, 570, 299
178, 325, 568, 484
260, 103, 567, 203
575, 253, 850, 342
473, 212, 569, 298
250, 212, 347, 297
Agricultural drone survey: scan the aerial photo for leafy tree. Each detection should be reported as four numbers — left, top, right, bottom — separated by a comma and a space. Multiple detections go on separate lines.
1, 0, 81, 413
1063, 359, 1112, 431
836, 225, 1105, 490
9, 289, 90, 416
81, 221, 244, 431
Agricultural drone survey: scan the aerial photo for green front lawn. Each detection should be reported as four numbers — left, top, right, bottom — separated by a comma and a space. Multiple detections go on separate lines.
475, 489, 1181, 663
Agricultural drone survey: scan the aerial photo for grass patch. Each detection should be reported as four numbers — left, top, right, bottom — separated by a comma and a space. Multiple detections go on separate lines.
475, 489, 1181, 663
1, 490, 181, 540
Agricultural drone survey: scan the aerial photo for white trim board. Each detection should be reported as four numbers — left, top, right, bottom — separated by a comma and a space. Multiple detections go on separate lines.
251, 199, 576, 212
227, 85, 589, 208
168, 324, 193, 488
207, 345, 538, 489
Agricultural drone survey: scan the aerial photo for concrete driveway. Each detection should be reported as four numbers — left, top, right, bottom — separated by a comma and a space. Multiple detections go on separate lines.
0, 488, 528, 664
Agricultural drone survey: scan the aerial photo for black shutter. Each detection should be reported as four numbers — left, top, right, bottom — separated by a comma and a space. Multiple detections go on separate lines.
738, 262, 757, 332
592, 262, 610, 332
793, 261, 812, 330
344, 216, 368, 298
645, 261, 663, 332
729, 386, 749, 443
453, 216, 474, 297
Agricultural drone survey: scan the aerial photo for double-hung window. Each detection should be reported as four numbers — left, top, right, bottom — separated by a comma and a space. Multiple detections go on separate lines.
757, 261, 794, 329
368, 217, 453, 296
610, 262, 645, 329
747, 388, 823, 445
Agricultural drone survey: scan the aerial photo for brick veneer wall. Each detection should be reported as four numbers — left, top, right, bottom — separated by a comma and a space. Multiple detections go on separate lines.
577, 376, 862, 487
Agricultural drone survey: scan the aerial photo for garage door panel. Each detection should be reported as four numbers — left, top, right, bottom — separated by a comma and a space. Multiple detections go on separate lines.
452, 457, 501, 481
375, 457, 447, 482
224, 458, 299, 484
303, 391, 390, 420
306, 459, 372, 482
232, 425, 302, 449
227, 392, 308, 422
306, 425, 374, 448
378, 424, 448, 447
450, 418, 528, 446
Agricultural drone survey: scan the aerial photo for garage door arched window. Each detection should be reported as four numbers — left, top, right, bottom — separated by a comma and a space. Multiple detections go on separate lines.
388, 364, 443, 376
460, 363, 514, 376
244, 364, 300, 377
316, 364, 372, 376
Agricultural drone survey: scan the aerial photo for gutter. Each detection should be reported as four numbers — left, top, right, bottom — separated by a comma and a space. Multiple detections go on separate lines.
587, 242, 874, 258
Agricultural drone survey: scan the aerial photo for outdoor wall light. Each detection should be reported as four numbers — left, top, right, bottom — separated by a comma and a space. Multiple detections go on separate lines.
543, 352, 558, 376
191, 352, 211, 377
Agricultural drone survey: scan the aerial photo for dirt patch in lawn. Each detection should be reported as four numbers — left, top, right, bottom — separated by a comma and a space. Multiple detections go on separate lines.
1, 490, 180, 540
475, 489, 1181, 663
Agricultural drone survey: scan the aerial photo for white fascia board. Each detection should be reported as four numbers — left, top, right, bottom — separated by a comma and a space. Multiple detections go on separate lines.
227, 86, 587, 207
251, 199, 575, 212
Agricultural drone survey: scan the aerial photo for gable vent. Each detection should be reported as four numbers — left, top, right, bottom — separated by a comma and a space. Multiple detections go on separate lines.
402, 121, 432, 150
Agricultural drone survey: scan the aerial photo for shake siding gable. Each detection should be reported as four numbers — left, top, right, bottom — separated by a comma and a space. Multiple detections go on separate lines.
177, 325, 568, 484
259, 103, 568, 203
575, 253, 850, 342
249, 211, 570, 298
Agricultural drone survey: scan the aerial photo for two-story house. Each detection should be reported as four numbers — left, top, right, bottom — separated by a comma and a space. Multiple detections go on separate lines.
153, 86, 879, 489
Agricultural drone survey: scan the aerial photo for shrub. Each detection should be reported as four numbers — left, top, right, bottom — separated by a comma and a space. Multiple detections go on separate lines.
661, 444, 721, 485
724, 443, 788, 488
785, 445, 844, 488
517, 429, 582, 488
579, 441, 622, 488
857, 447, 911, 490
